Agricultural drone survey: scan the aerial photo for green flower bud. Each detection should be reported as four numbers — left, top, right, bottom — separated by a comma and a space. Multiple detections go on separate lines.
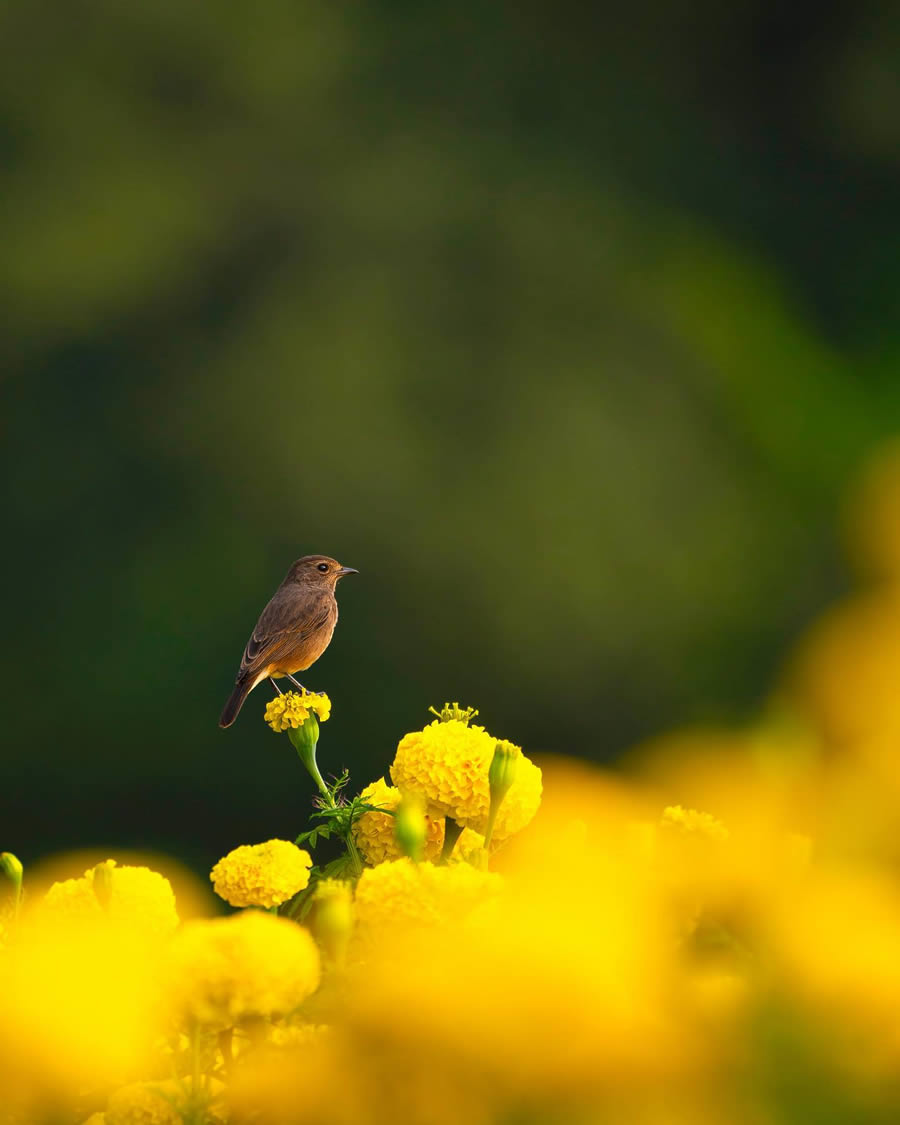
489, 740, 520, 803
483, 740, 522, 850
0, 851, 23, 888
288, 714, 329, 799
313, 879, 354, 969
1, 852, 24, 922
91, 860, 115, 909
394, 795, 427, 863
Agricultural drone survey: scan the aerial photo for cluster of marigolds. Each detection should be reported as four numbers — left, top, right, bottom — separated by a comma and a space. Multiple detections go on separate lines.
7, 449, 900, 1124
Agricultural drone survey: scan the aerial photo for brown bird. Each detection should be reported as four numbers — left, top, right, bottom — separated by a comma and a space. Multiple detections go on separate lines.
219, 554, 358, 728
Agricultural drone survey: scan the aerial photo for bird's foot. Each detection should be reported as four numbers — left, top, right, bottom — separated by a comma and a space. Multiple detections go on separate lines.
268, 677, 285, 695
286, 674, 309, 693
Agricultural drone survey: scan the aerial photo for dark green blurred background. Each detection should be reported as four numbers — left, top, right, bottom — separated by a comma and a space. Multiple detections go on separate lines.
3, 0, 900, 871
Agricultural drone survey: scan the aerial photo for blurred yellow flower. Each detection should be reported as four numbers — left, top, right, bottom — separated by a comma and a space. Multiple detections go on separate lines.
353, 779, 443, 864
165, 911, 320, 1030
0, 906, 165, 1109
390, 720, 542, 838
348, 842, 690, 1103
312, 879, 355, 966
265, 690, 331, 732
353, 858, 499, 936
210, 840, 312, 908
40, 859, 179, 937
660, 805, 729, 842
767, 868, 900, 1072
106, 1080, 184, 1125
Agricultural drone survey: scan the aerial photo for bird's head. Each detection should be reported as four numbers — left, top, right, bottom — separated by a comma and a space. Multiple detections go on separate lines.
288, 555, 359, 588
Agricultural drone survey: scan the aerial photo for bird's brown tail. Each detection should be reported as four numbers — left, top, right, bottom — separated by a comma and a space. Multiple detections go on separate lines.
219, 676, 253, 728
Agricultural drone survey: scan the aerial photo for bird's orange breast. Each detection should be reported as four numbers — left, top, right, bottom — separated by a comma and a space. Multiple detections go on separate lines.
267, 619, 337, 676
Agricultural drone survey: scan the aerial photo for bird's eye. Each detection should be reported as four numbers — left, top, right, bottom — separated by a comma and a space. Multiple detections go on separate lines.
317, 563, 329, 572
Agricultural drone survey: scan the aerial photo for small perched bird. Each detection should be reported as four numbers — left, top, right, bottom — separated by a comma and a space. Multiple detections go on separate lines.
219, 555, 358, 728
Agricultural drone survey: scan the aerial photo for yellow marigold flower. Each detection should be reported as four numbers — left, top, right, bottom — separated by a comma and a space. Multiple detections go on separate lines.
165, 911, 320, 1030
264, 690, 331, 732
106, 1080, 183, 1125
210, 840, 312, 909
354, 858, 500, 934
660, 805, 729, 842
391, 720, 542, 838
41, 860, 178, 937
353, 779, 443, 865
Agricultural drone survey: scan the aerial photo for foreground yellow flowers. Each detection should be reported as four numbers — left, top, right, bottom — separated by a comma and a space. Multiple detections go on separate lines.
8, 454, 900, 1122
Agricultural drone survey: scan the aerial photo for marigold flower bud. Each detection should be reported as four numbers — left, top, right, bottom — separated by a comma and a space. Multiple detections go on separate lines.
352, 779, 444, 865
0, 851, 23, 922
1, 851, 23, 896
489, 740, 520, 801
484, 740, 521, 849
394, 794, 428, 862
313, 879, 354, 968
91, 860, 115, 909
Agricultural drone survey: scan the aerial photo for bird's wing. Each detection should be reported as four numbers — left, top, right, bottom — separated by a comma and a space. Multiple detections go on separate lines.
237, 586, 332, 679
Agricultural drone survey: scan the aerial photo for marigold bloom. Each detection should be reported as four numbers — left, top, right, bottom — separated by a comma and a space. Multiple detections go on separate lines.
0, 905, 165, 1109
210, 840, 312, 909
354, 858, 499, 935
391, 720, 542, 839
165, 911, 320, 1030
265, 690, 331, 732
40, 860, 178, 937
353, 779, 443, 865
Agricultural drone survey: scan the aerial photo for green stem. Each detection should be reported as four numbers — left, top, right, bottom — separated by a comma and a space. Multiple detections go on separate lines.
482, 805, 499, 852
439, 818, 464, 864
307, 752, 331, 803
218, 1029, 234, 1077
345, 832, 363, 876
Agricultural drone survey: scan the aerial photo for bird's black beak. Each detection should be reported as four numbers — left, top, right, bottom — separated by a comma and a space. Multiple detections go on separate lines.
337, 566, 359, 577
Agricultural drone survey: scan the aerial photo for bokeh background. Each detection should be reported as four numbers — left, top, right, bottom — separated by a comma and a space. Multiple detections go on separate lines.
3, 0, 899, 872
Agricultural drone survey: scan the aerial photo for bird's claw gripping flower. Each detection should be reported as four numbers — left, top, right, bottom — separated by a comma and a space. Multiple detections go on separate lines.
428, 702, 480, 725
265, 690, 331, 732
265, 691, 333, 798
